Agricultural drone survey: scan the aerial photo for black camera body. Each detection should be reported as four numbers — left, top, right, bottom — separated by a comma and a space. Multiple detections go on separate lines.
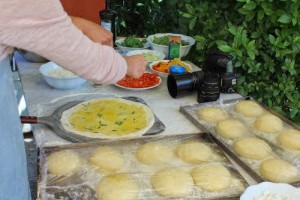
167, 52, 237, 103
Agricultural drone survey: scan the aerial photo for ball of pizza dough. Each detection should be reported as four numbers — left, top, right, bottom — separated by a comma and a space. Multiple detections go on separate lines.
234, 100, 264, 117
198, 107, 229, 123
136, 142, 174, 166
254, 114, 283, 133
176, 141, 213, 164
260, 158, 298, 183
151, 168, 193, 198
47, 150, 82, 176
277, 129, 300, 150
192, 164, 232, 191
216, 119, 247, 139
89, 146, 124, 173
96, 174, 139, 200
233, 137, 272, 160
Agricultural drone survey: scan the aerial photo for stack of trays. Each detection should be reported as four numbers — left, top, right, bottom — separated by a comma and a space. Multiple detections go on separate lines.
180, 97, 300, 186
38, 133, 248, 199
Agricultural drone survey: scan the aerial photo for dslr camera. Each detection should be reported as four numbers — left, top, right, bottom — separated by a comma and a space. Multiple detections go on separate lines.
167, 51, 237, 103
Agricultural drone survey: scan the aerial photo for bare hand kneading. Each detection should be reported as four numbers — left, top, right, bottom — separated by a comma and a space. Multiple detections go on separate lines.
125, 55, 147, 79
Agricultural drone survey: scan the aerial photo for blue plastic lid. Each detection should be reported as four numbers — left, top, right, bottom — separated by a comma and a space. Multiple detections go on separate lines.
169, 65, 186, 74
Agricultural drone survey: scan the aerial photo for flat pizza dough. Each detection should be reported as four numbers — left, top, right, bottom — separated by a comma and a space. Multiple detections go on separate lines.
151, 168, 193, 198
234, 100, 264, 117
96, 174, 139, 200
277, 129, 300, 150
192, 164, 232, 191
216, 119, 247, 139
233, 137, 272, 160
136, 142, 174, 166
254, 114, 283, 133
89, 146, 124, 173
198, 107, 229, 123
47, 150, 81, 176
260, 158, 298, 183
61, 98, 155, 139
176, 141, 213, 164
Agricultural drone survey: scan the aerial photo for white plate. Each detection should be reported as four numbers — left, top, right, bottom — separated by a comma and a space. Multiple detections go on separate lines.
240, 182, 300, 200
149, 60, 192, 78
115, 38, 150, 53
114, 74, 162, 91
126, 49, 166, 62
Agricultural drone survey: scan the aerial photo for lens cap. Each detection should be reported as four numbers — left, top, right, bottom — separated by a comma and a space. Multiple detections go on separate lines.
169, 65, 186, 75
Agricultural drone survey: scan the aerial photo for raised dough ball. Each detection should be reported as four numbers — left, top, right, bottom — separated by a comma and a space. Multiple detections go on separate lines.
234, 100, 264, 117
216, 119, 247, 139
192, 164, 232, 191
277, 129, 300, 150
151, 168, 193, 198
233, 137, 272, 160
198, 107, 229, 123
47, 150, 81, 176
260, 158, 298, 183
254, 114, 283, 133
176, 141, 213, 164
89, 146, 124, 173
96, 174, 139, 200
136, 142, 174, 166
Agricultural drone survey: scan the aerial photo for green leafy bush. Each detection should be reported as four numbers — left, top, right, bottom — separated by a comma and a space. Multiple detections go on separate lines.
115, 0, 300, 124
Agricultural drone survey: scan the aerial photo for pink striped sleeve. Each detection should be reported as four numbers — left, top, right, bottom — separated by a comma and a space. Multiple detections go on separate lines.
0, 0, 127, 84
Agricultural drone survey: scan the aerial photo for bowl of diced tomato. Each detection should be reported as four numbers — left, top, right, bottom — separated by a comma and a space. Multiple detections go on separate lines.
115, 72, 161, 91
149, 59, 192, 77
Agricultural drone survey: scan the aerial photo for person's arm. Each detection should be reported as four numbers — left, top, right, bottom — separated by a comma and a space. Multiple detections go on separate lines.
0, 0, 146, 83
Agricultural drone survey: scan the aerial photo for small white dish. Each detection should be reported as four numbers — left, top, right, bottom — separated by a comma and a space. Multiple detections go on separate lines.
39, 62, 86, 90
149, 60, 192, 78
240, 182, 300, 200
115, 38, 150, 53
126, 49, 166, 62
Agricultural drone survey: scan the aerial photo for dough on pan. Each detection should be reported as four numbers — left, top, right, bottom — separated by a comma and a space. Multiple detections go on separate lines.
89, 146, 124, 173
192, 164, 232, 191
234, 100, 264, 117
277, 129, 300, 150
198, 107, 229, 123
233, 137, 272, 160
176, 141, 213, 164
96, 174, 139, 200
254, 114, 283, 133
136, 142, 174, 166
216, 119, 247, 139
260, 158, 298, 183
47, 150, 81, 176
151, 168, 193, 198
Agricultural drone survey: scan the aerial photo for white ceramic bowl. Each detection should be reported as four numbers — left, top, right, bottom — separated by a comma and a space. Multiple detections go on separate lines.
126, 49, 166, 62
240, 182, 300, 200
39, 62, 86, 90
149, 60, 192, 78
146, 33, 195, 58
115, 38, 150, 53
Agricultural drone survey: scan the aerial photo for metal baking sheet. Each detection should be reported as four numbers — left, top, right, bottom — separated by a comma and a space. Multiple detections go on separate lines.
21, 96, 165, 143
180, 96, 300, 186
38, 133, 248, 200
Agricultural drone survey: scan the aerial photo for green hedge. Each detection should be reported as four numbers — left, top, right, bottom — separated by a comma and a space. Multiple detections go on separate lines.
116, 0, 300, 124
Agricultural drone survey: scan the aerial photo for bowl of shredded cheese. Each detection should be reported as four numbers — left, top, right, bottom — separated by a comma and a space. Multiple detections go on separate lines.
240, 182, 300, 200
39, 62, 86, 90
149, 59, 192, 77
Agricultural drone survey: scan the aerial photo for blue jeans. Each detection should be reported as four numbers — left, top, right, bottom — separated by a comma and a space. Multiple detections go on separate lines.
0, 57, 31, 200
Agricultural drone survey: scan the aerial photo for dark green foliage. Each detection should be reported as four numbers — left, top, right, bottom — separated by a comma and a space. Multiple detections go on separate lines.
115, 0, 300, 124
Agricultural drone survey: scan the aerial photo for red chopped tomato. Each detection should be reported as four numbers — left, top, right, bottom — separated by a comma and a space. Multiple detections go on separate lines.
117, 73, 160, 88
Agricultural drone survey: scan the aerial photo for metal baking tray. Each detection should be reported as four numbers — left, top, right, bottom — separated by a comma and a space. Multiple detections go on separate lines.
38, 133, 248, 200
21, 96, 165, 143
180, 96, 300, 186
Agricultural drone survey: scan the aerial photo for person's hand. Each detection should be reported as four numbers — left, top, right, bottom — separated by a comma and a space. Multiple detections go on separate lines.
124, 55, 147, 78
70, 16, 113, 47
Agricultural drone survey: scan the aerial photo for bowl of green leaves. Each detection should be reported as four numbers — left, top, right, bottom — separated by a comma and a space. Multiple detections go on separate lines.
115, 36, 150, 53
146, 33, 195, 58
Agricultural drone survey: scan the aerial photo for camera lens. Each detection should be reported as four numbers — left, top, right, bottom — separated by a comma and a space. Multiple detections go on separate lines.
197, 73, 220, 103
